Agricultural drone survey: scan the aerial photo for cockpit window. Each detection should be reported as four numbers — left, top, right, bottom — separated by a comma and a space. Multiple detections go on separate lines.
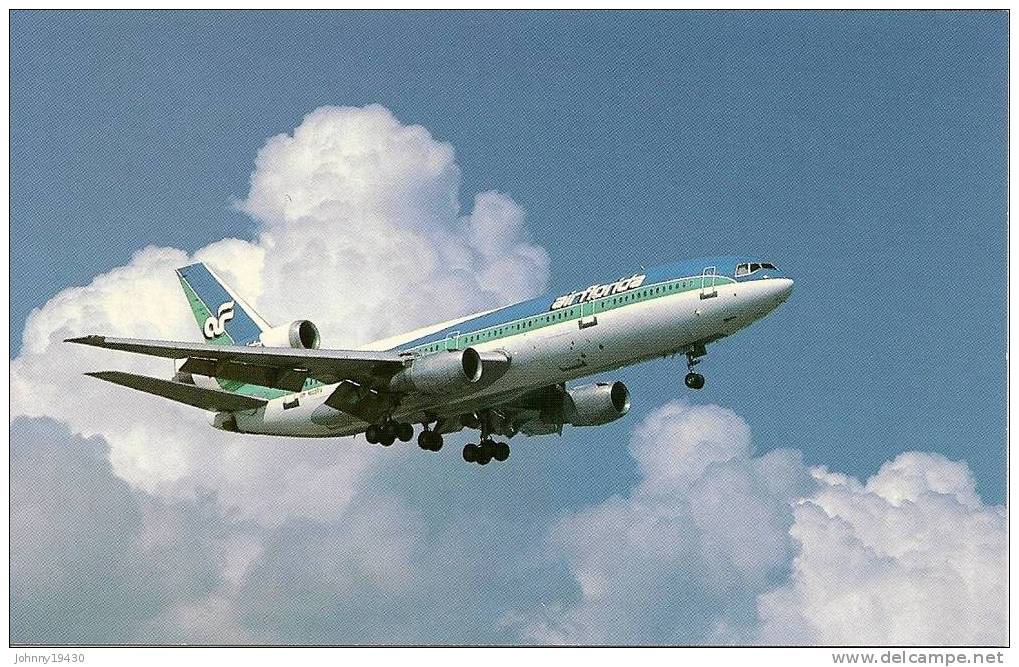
736, 261, 778, 277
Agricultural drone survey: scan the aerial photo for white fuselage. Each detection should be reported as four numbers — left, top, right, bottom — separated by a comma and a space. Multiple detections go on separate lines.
228, 275, 793, 438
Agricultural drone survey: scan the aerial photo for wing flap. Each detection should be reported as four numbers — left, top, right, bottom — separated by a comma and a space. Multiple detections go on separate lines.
323, 381, 392, 423
179, 357, 309, 392
85, 371, 267, 412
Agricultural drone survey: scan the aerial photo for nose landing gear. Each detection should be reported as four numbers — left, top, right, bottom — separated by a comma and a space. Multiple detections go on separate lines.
684, 343, 707, 390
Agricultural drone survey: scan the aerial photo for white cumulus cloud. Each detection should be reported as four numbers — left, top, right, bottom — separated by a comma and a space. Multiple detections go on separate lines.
512, 402, 1007, 646
757, 452, 1007, 645
514, 402, 813, 644
10, 104, 550, 522
10, 104, 552, 645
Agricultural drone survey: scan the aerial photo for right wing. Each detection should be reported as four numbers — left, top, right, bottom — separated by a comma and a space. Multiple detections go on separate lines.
86, 371, 267, 412
67, 335, 408, 391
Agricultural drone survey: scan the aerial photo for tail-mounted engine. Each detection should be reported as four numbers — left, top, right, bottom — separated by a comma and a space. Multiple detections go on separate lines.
258, 320, 321, 349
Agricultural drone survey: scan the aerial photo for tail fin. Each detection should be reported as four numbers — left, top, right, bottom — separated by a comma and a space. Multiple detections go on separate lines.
175, 263, 270, 346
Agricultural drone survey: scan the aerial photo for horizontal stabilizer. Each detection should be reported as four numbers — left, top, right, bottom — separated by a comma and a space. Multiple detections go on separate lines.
85, 371, 267, 412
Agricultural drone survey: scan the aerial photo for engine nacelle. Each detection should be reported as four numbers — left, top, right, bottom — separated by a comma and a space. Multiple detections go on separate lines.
389, 348, 484, 395
517, 381, 631, 435
258, 320, 321, 349
566, 381, 631, 426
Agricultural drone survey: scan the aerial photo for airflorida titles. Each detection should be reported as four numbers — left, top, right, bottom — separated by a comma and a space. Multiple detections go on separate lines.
549, 273, 646, 311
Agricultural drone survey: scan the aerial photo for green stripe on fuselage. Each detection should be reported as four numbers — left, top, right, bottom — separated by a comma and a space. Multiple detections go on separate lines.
207, 274, 733, 403
406, 274, 735, 356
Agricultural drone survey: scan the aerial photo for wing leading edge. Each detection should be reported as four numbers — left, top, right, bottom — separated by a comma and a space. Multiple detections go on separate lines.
67, 335, 408, 388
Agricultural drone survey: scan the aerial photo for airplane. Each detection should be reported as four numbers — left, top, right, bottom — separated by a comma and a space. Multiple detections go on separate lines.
67, 256, 793, 465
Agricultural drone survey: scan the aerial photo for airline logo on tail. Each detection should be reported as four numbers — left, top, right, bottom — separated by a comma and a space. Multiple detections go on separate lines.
203, 302, 235, 339
176, 263, 266, 346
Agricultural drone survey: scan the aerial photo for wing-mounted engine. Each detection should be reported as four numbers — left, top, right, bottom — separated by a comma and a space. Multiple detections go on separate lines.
564, 381, 631, 426
388, 348, 510, 395
258, 320, 321, 349
516, 381, 631, 434
389, 348, 482, 394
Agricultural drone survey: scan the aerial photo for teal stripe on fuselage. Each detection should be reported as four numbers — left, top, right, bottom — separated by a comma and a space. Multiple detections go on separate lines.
221, 273, 726, 401
399, 273, 736, 356
391, 254, 765, 352
216, 255, 775, 399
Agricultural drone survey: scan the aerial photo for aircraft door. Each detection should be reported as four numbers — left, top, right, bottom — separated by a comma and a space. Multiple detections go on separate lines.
579, 300, 598, 329
700, 266, 718, 300
444, 331, 461, 351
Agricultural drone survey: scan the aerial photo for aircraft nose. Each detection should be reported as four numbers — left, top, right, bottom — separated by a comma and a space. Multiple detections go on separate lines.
774, 278, 794, 303
758, 277, 793, 314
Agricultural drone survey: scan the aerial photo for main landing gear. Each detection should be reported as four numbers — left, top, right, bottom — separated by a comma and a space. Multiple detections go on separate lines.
462, 439, 510, 465
462, 410, 512, 465
364, 411, 511, 464
364, 420, 414, 447
417, 426, 443, 452
684, 343, 707, 390
365, 419, 444, 451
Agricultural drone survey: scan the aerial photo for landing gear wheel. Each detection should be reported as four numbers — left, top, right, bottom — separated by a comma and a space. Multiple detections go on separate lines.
493, 441, 510, 462
684, 372, 705, 390
396, 422, 414, 442
379, 422, 396, 446
462, 443, 480, 463
418, 430, 443, 452
475, 439, 495, 465
365, 424, 381, 444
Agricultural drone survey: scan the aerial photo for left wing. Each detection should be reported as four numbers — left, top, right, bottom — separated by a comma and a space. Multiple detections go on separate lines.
67, 335, 408, 391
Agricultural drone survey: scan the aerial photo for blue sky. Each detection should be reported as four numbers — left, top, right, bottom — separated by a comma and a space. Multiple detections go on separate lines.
10, 11, 1008, 644
13, 10, 1006, 500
